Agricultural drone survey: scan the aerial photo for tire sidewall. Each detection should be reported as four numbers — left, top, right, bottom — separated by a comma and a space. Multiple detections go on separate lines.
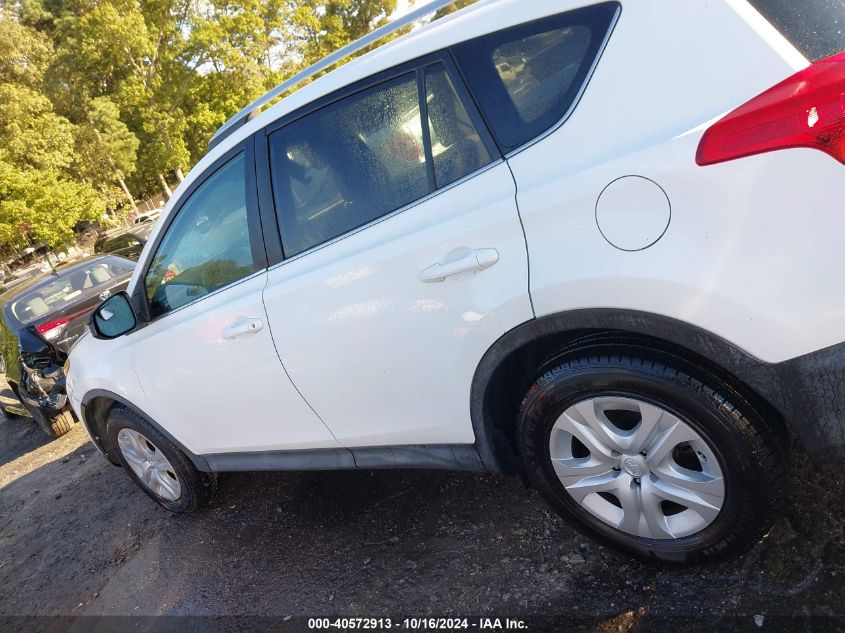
520, 364, 774, 563
106, 409, 198, 512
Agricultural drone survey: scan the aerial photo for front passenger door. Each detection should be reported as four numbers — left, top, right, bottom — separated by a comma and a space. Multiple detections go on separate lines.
127, 144, 339, 456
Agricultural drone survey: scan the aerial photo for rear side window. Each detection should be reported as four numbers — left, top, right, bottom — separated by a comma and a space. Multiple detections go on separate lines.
269, 73, 429, 257
452, 2, 620, 152
748, 0, 845, 61
268, 65, 495, 257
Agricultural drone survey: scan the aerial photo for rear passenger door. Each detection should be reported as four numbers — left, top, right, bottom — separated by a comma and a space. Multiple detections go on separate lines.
259, 55, 533, 449
451, 3, 621, 316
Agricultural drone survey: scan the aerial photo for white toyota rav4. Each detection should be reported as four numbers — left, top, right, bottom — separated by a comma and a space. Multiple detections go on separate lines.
67, 0, 845, 563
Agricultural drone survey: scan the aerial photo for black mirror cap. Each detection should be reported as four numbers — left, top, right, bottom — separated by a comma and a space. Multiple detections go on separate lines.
89, 291, 137, 340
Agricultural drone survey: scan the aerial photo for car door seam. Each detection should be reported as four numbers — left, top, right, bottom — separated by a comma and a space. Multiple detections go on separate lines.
505, 160, 536, 318
258, 274, 347, 447
128, 352, 155, 417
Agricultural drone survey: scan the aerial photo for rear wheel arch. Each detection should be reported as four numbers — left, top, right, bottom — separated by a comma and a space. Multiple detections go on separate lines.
470, 309, 791, 473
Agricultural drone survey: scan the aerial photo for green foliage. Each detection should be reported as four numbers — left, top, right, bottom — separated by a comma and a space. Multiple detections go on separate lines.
0, 151, 103, 248
75, 96, 140, 212
0, 0, 410, 251
0, 9, 108, 248
0, 84, 76, 172
0, 11, 53, 88
297, 0, 398, 61
86, 97, 140, 178
433, 0, 478, 20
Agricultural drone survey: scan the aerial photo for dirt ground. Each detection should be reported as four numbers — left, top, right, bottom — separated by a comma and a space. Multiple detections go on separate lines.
0, 412, 843, 631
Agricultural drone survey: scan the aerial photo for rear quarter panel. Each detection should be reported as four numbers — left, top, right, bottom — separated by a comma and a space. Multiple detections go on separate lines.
510, 0, 845, 364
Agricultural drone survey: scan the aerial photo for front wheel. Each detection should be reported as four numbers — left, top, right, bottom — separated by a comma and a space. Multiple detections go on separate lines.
518, 347, 787, 564
106, 406, 217, 512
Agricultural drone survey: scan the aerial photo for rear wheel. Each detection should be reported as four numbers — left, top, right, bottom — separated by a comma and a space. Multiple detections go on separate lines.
518, 347, 787, 563
106, 406, 216, 512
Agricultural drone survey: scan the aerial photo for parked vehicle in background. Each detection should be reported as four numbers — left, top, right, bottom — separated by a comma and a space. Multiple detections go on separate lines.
93, 229, 119, 255
1, 265, 46, 295
1, 255, 135, 438
67, 0, 845, 563
93, 225, 154, 261
133, 210, 162, 226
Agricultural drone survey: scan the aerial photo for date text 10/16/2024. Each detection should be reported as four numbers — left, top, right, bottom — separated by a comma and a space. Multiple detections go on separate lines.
307, 618, 528, 630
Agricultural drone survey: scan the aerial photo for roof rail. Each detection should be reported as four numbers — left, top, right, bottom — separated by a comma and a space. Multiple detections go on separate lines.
208, 0, 464, 151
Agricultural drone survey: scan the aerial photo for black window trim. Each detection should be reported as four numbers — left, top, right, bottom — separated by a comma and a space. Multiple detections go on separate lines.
255, 50, 501, 266
450, 2, 622, 158
417, 67, 437, 192
130, 137, 267, 325
421, 59, 500, 189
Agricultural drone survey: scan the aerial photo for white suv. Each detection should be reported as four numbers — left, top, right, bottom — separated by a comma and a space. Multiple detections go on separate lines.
67, 0, 845, 563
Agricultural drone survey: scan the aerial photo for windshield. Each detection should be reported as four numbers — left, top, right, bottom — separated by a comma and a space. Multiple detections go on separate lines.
11, 257, 135, 325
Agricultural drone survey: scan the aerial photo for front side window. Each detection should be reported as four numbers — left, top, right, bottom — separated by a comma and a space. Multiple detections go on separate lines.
269, 73, 431, 257
145, 153, 255, 319
452, 3, 620, 151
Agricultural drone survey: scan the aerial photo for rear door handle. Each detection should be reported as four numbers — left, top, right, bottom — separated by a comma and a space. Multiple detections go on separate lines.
419, 248, 500, 283
222, 317, 264, 339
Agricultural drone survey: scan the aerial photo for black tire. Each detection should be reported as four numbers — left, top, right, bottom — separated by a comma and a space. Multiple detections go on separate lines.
32, 407, 75, 439
106, 405, 217, 512
46, 409, 75, 438
518, 343, 787, 564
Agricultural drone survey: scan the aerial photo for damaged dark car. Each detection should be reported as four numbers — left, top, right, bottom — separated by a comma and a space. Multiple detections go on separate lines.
0, 255, 135, 438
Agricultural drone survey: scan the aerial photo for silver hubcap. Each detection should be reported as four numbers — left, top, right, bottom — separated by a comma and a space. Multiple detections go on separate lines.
550, 397, 725, 539
117, 428, 182, 501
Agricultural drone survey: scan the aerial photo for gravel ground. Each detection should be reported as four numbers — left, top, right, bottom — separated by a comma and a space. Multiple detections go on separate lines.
0, 413, 843, 631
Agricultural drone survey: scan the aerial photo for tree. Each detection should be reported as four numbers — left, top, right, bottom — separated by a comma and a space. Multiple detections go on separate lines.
293, 0, 398, 64
0, 9, 52, 89
76, 97, 140, 208
0, 158, 103, 248
0, 9, 105, 248
48, 0, 192, 196
178, 0, 288, 158
433, 0, 477, 20
0, 83, 76, 172
0, 0, 421, 253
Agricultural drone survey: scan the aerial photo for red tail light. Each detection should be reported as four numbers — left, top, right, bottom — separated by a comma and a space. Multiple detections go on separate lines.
697, 51, 845, 166
36, 317, 72, 341
35, 306, 95, 342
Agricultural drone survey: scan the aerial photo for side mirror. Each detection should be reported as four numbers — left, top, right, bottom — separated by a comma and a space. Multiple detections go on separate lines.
90, 291, 137, 339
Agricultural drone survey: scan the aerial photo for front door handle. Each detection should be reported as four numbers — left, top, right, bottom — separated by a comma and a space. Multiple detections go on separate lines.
419, 248, 500, 283
222, 317, 264, 339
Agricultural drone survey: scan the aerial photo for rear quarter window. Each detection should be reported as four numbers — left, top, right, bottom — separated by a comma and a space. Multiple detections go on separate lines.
451, 2, 620, 152
748, 0, 845, 61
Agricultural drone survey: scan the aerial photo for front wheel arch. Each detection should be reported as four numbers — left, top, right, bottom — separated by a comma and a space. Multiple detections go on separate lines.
470, 309, 791, 474
80, 390, 211, 471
